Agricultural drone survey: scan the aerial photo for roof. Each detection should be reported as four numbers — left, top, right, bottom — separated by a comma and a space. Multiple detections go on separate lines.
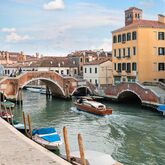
125, 7, 142, 12
84, 58, 111, 66
112, 20, 165, 33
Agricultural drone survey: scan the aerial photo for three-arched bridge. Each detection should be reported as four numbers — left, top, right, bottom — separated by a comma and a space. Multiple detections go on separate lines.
0, 71, 95, 102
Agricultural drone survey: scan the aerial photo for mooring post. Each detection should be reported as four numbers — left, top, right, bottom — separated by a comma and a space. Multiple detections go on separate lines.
4, 106, 10, 123
9, 107, 13, 125
22, 111, 28, 136
78, 134, 86, 165
27, 113, 32, 139
63, 126, 71, 162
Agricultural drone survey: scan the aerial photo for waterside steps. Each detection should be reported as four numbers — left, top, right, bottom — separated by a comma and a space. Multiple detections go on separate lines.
0, 118, 70, 165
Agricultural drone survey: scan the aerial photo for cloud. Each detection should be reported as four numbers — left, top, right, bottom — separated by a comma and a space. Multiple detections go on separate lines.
1, 28, 31, 43
43, 0, 65, 10
6, 32, 31, 43
1, 28, 16, 33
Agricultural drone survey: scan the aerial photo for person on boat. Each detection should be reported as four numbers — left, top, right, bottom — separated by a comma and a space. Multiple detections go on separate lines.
79, 97, 83, 104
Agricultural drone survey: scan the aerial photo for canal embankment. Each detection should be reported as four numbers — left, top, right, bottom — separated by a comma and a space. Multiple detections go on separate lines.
0, 117, 71, 165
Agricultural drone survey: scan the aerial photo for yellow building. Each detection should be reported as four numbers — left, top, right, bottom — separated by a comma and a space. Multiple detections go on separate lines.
112, 7, 165, 84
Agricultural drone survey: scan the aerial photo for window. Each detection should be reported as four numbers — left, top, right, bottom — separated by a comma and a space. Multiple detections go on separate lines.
127, 48, 130, 57
90, 68, 92, 73
95, 67, 97, 73
61, 70, 63, 75
118, 35, 121, 42
132, 31, 137, 40
113, 35, 117, 43
132, 63, 136, 71
127, 32, 131, 41
90, 79, 92, 83
85, 68, 87, 73
158, 47, 165, 55
118, 49, 121, 58
118, 63, 121, 72
80, 66, 83, 71
80, 58, 83, 62
133, 47, 136, 55
158, 32, 165, 40
126, 63, 131, 73
114, 63, 116, 71
158, 63, 165, 71
122, 34, 126, 42
122, 63, 126, 70
95, 79, 98, 85
114, 49, 116, 57
123, 48, 125, 57
74, 69, 77, 74
67, 69, 69, 75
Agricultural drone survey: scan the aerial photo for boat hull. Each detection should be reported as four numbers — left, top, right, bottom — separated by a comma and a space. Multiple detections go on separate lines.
74, 102, 112, 116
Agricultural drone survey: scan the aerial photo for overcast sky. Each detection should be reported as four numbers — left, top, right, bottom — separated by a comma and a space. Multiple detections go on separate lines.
0, 0, 165, 56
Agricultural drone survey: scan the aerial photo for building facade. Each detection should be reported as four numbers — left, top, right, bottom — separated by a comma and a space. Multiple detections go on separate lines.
112, 7, 165, 84
83, 59, 112, 87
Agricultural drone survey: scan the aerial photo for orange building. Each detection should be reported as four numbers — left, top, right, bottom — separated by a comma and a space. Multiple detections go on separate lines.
112, 7, 165, 84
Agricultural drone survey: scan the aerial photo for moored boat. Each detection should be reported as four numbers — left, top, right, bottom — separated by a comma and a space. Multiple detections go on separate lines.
157, 104, 165, 116
26, 87, 41, 93
66, 150, 123, 165
74, 98, 112, 116
32, 127, 62, 150
1, 100, 15, 109
0, 111, 13, 119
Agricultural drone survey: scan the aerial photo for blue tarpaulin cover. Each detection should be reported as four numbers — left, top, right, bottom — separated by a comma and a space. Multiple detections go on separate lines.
157, 105, 165, 112
41, 133, 61, 142
32, 127, 56, 135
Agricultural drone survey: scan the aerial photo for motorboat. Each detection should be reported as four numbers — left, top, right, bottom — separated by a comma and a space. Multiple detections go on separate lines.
74, 98, 112, 116
32, 127, 62, 150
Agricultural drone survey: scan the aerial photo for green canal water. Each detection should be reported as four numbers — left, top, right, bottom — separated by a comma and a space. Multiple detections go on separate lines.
13, 91, 165, 165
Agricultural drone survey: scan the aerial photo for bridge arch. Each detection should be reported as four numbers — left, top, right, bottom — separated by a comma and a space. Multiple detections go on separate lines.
71, 86, 92, 96
20, 77, 66, 97
117, 89, 142, 104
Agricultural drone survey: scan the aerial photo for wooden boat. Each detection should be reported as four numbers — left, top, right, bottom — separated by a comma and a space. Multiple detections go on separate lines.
74, 98, 112, 116
157, 104, 165, 116
1, 100, 15, 109
12, 120, 29, 134
32, 127, 62, 150
63, 150, 123, 165
0, 111, 13, 119
26, 87, 41, 93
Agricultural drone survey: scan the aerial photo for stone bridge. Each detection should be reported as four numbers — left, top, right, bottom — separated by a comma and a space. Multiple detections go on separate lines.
0, 71, 95, 102
103, 82, 162, 106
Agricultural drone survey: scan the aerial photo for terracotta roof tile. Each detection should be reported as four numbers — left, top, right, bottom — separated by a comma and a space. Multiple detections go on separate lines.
84, 58, 111, 65
112, 20, 165, 33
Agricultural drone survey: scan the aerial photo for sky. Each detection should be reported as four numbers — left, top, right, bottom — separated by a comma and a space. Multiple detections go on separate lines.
0, 0, 165, 56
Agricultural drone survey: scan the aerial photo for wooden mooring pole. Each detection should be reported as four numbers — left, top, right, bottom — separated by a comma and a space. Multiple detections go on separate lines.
78, 134, 86, 165
22, 111, 28, 136
63, 126, 71, 162
27, 113, 32, 139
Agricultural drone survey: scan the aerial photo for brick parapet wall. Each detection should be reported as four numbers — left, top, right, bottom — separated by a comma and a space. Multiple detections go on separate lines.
104, 82, 159, 103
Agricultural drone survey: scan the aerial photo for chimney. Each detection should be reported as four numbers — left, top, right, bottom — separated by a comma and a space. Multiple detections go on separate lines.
158, 14, 165, 24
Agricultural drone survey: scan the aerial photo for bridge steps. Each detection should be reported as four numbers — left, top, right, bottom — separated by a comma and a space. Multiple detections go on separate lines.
144, 85, 165, 104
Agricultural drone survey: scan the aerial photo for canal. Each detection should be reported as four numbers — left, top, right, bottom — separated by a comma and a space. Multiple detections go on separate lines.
13, 90, 165, 165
